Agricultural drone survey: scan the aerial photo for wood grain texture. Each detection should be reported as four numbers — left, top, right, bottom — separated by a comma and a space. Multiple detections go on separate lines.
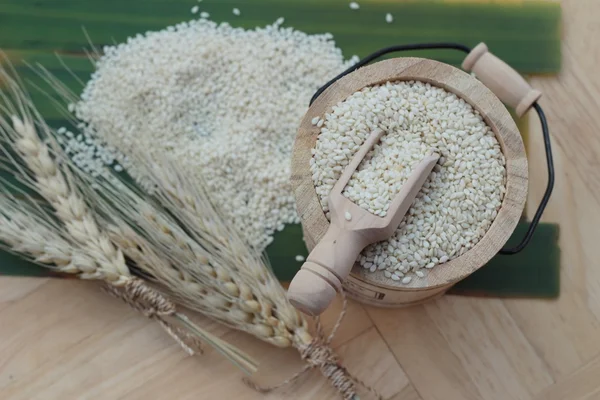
368, 304, 484, 400
533, 354, 600, 400
391, 385, 423, 400
3, 1, 600, 400
0, 278, 400, 400
292, 57, 527, 298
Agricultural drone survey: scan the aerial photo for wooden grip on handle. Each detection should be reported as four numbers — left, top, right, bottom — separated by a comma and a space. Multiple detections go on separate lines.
462, 42, 541, 117
287, 263, 340, 316
287, 224, 366, 315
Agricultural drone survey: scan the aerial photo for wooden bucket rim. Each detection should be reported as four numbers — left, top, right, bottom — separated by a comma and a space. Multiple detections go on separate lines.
291, 57, 528, 290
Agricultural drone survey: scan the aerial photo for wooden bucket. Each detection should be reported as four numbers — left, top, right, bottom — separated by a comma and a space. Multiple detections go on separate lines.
290, 57, 528, 307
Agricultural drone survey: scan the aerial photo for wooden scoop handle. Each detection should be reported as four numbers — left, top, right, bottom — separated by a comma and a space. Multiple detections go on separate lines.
462, 42, 541, 117
288, 153, 440, 316
287, 224, 367, 315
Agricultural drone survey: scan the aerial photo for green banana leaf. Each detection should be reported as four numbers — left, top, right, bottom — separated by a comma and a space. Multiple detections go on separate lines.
0, 0, 562, 297
273, 222, 560, 300
449, 222, 560, 297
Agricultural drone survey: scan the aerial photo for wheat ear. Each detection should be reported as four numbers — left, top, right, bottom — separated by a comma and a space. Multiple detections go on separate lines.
8, 115, 130, 285
83, 159, 311, 347
84, 156, 364, 398
143, 158, 313, 344
0, 59, 131, 285
0, 64, 257, 373
0, 193, 96, 274
102, 219, 259, 373
3, 121, 256, 373
0, 191, 254, 370
21, 53, 369, 399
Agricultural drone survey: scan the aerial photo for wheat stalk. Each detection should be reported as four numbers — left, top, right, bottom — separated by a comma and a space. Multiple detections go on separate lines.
81, 158, 310, 346
0, 62, 128, 284
11, 54, 368, 399
0, 193, 255, 371
0, 62, 258, 375
7, 114, 131, 284
143, 158, 313, 345
79, 156, 365, 398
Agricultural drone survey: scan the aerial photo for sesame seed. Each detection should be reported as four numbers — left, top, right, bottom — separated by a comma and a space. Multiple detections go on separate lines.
191, 5, 199, 14
233, 8, 241, 16
311, 81, 505, 276
349, 2, 360, 10
385, 13, 393, 23
68, 19, 358, 252
295, 255, 305, 262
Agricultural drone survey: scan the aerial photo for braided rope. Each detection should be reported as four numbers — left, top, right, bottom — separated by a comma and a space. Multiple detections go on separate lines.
103, 278, 203, 356
245, 291, 382, 400
107, 280, 378, 398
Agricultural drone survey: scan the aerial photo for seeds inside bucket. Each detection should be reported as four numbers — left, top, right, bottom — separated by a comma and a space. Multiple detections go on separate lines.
310, 80, 506, 281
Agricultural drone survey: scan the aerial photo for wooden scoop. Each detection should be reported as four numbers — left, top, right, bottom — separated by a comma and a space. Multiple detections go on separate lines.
287, 129, 440, 315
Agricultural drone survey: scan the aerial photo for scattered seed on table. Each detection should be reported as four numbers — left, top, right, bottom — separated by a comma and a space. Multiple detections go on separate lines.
385, 13, 393, 23
295, 255, 305, 262
349, 2, 360, 10
70, 18, 358, 252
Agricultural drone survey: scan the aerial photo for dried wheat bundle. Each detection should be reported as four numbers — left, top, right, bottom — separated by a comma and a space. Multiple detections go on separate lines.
75, 154, 368, 399
2, 57, 377, 399
0, 62, 258, 375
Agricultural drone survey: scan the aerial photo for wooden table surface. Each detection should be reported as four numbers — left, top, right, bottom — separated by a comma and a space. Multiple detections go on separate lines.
2, 0, 600, 399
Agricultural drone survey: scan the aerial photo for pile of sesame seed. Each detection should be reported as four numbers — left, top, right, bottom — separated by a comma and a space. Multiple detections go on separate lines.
69, 18, 357, 250
310, 81, 506, 283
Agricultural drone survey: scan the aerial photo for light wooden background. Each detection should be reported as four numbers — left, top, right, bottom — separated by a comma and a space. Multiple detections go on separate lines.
2, 1, 599, 399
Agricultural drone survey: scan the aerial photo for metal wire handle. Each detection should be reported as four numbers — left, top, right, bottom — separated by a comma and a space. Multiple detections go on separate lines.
309, 43, 555, 255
